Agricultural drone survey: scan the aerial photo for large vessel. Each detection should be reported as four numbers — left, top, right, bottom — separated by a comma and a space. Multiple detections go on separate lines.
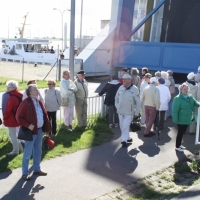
0, 38, 58, 65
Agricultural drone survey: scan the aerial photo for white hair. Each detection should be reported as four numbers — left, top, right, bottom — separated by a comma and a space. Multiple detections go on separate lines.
6, 80, 18, 89
161, 71, 169, 79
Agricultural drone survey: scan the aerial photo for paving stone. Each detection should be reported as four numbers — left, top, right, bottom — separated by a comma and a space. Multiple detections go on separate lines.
119, 187, 130, 195
98, 194, 113, 200
126, 184, 136, 191
182, 172, 193, 178
135, 181, 145, 188
107, 191, 118, 199
120, 192, 133, 200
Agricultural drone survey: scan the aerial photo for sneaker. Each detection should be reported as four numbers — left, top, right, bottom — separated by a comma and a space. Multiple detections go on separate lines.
109, 124, 113, 128
67, 128, 72, 132
121, 141, 127, 147
140, 123, 146, 127
175, 147, 184, 152
115, 123, 119, 128
7, 151, 18, 156
180, 145, 186, 149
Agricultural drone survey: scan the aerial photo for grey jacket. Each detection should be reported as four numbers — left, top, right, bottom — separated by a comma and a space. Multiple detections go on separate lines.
115, 84, 141, 116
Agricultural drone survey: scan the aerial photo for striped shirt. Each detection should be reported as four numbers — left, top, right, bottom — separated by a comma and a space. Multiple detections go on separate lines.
31, 98, 44, 128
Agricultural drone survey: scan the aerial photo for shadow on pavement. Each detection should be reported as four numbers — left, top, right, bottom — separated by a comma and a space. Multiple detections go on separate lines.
1, 174, 44, 200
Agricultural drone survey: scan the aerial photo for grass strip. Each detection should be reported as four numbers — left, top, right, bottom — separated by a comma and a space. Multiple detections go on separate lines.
0, 117, 113, 173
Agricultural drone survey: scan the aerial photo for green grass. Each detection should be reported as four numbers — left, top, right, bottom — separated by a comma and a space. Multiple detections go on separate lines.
0, 117, 113, 173
0, 76, 60, 92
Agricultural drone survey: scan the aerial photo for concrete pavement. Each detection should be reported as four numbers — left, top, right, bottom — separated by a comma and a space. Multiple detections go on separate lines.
0, 118, 200, 200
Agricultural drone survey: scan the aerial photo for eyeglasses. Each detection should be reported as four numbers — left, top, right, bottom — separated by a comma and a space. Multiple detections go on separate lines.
47, 83, 52, 85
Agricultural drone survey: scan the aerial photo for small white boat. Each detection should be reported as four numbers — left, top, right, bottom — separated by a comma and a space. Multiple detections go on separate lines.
0, 38, 58, 65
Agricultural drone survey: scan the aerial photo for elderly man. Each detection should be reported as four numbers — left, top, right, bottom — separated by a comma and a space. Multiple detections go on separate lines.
186, 72, 200, 134
140, 73, 152, 126
141, 77, 160, 137
115, 74, 141, 147
74, 70, 88, 128
16, 85, 51, 180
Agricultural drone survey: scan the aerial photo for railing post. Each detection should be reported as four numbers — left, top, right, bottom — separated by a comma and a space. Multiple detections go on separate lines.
100, 96, 105, 119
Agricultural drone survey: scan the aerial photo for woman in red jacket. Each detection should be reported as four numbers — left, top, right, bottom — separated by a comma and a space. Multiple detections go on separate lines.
3, 80, 23, 155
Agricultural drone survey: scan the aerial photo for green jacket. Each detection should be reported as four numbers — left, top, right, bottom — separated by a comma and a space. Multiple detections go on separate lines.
172, 93, 200, 125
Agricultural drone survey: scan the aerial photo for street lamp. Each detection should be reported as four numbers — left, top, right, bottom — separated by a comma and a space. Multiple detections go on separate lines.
53, 8, 70, 51
90, 28, 98, 36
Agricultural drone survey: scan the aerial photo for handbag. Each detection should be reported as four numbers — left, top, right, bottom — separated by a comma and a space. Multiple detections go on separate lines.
61, 98, 69, 106
43, 135, 55, 150
169, 85, 175, 95
18, 126, 33, 141
17, 101, 33, 141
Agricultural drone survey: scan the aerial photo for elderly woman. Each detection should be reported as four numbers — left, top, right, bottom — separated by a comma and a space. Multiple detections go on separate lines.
3, 80, 23, 155
44, 80, 61, 136
131, 68, 141, 89
60, 70, 77, 131
172, 83, 200, 152
161, 71, 171, 88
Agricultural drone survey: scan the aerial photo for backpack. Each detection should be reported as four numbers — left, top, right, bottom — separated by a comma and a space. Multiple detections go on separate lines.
10, 94, 22, 115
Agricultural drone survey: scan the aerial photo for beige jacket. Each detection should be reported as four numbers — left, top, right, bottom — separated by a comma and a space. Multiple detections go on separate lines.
74, 78, 88, 100
140, 84, 160, 110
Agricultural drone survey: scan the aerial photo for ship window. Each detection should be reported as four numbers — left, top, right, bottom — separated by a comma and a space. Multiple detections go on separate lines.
16, 44, 22, 49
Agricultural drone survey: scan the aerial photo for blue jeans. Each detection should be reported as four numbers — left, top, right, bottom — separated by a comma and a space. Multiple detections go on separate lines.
22, 128, 43, 175
167, 99, 173, 117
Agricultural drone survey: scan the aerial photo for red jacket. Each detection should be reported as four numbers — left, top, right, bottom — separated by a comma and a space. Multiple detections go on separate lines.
16, 97, 51, 134
3, 89, 23, 127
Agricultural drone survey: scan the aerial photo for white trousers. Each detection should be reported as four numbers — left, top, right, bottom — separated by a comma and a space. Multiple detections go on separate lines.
63, 106, 74, 126
118, 114, 133, 142
8, 127, 23, 153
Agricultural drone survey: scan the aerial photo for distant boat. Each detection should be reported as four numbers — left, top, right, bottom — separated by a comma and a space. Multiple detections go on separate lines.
0, 38, 58, 65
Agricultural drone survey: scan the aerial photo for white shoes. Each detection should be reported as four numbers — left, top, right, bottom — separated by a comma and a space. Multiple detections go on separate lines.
140, 123, 146, 127
175, 147, 184, 152
7, 151, 18, 156
180, 145, 186, 149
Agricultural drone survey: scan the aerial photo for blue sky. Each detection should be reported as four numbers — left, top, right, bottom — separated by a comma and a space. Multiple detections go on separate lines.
0, 0, 112, 38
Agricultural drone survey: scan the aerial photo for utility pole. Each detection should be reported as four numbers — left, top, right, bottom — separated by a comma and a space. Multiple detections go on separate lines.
69, 0, 75, 80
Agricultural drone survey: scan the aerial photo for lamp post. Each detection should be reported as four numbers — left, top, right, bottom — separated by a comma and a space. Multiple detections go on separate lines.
53, 8, 70, 51
79, 0, 83, 51
90, 28, 98, 36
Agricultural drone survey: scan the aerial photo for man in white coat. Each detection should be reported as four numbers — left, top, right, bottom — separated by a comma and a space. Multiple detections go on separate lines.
115, 74, 141, 147
156, 78, 171, 130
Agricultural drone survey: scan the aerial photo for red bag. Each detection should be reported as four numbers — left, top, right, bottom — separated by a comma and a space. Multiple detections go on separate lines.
43, 136, 55, 150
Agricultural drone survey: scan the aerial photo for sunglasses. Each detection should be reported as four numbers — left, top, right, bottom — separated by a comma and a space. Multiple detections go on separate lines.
47, 83, 52, 85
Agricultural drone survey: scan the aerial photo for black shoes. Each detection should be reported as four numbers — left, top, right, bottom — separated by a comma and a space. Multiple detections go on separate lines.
121, 142, 127, 147
127, 138, 133, 143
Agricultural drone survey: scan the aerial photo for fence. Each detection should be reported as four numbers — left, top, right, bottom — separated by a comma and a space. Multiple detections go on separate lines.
0, 94, 106, 140
0, 59, 83, 82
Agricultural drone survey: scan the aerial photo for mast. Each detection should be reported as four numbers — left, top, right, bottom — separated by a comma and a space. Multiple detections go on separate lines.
20, 13, 28, 38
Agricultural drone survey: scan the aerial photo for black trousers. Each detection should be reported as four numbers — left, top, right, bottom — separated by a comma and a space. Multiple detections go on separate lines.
176, 124, 188, 148
154, 111, 165, 129
47, 111, 57, 135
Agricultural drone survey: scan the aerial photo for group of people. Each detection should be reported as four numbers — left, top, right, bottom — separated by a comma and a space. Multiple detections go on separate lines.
1, 69, 88, 180
100, 66, 200, 150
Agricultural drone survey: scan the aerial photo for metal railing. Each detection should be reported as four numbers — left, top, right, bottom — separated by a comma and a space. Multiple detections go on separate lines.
0, 94, 106, 140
